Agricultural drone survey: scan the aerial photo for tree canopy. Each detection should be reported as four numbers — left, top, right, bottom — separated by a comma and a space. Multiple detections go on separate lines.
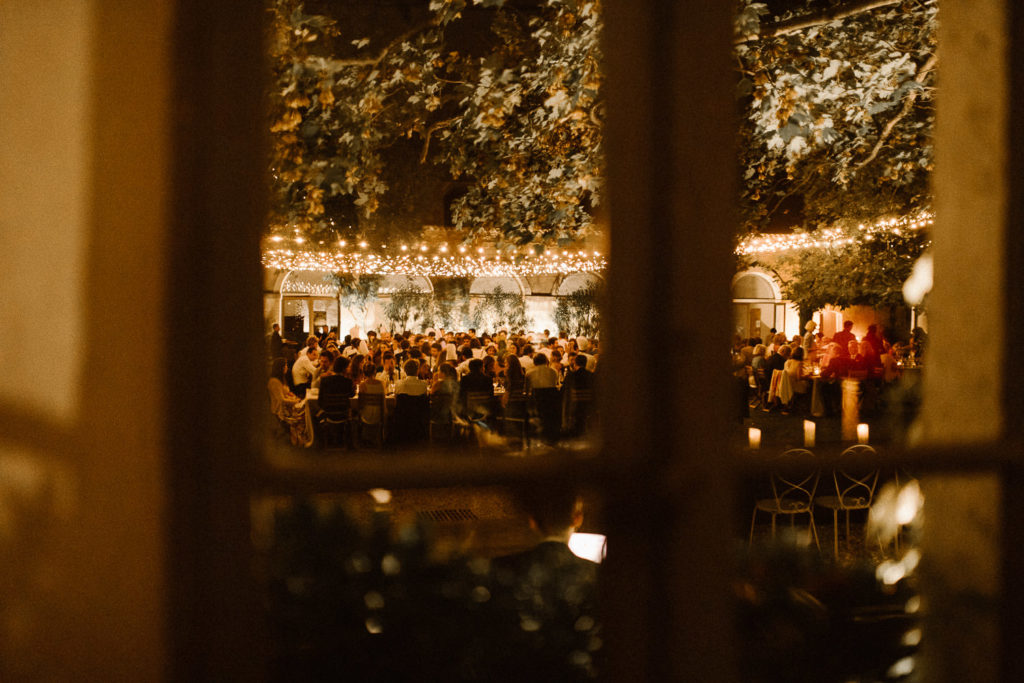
736, 0, 936, 231
268, 0, 604, 250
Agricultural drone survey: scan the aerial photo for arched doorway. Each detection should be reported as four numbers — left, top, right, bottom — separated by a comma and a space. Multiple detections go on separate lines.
731, 269, 798, 341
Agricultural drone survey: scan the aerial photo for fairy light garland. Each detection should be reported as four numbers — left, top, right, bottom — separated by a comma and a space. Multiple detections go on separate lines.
735, 211, 934, 257
262, 242, 606, 276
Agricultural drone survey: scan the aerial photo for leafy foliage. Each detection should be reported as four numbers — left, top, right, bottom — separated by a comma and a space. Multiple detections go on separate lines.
428, 276, 472, 329
267, 0, 604, 247
470, 286, 531, 332
553, 281, 600, 337
329, 273, 382, 331
383, 284, 432, 332
755, 227, 930, 313
736, 0, 937, 229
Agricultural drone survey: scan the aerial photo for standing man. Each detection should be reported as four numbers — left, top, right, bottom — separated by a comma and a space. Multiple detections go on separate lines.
267, 322, 283, 359
832, 320, 856, 357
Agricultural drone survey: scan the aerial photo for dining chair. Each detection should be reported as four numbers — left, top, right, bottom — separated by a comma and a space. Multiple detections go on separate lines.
356, 391, 387, 448
814, 444, 880, 556
428, 391, 456, 443
749, 448, 820, 550
566, 387, 594, 437
500, 390, 531, 446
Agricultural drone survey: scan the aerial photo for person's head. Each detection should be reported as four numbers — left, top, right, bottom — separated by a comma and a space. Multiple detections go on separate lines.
533, 352, 549, 366
844, 320, 854, 331
774, 332, 788, 346
306, 347, 319, 360
332, 355, 350, 375
805, 320, 817, 332
270, 357, 287, 380
318, 351, 333, 369
367, 330, 377, 341
792, 346, 804, 362
382, 351, 395, 367
439, 362, 457, 380
306, 336, 318, 349
848, 340, 860, 357
470, 337, 481, 349
514, 481, 583, 540
506, 354, 523, 378
430, 342, 442, 357
272, 323, 280, 332
485, 344, 497, 357
403, 359, 419, 377
753, 344, 766, 357
468, 328, 476, 337
482, 355, 496, 375
468, 358, 484, 375
350, 354, 364, 380
574, 354, 588, 370
550, 349, 562, 364
778, 345, 792, 359
522, 344, 534, 356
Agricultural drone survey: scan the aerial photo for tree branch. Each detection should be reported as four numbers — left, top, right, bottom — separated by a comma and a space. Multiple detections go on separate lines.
736, 0, 902, 44
420, 117, 459, 163
856, 53, 937, 170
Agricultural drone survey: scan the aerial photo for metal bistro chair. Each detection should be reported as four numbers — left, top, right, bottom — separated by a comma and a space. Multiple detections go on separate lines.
815, 444, 880, 556
749, 448, 821, 550
459, 391, 494, 442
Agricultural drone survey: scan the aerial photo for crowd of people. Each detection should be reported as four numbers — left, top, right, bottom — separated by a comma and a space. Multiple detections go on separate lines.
732, 320, 925, 418
267, 324, 600, 446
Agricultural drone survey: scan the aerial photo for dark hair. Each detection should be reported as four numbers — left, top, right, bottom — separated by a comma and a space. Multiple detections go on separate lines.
439, 362, 457, 380
574, 354, 588, 369
468, 358, 484, 374
506, 355, 524, 383
332, 355, 350, 374
522, 344, 534, 355
792, 346, 804, 362
270, 357, 287, 380
514, 481, 582, 536
404, 359, 419, 376
533, 352, 548, 366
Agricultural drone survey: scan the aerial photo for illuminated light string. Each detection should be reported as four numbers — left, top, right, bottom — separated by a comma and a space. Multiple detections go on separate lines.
263, 244, 606, 277
735, 211, 934, 257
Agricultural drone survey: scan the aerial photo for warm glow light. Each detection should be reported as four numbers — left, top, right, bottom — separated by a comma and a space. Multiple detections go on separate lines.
748, 427, 761, 450
368, 488, 392, 505
735, 210, 933, 256
568, 533, 607, 563
857, 423, 870, 444
803, 420, 816, 448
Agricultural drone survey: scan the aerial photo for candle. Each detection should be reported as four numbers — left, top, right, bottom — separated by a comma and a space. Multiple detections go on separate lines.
803, 420, 816, 448
748, 427, 762, 450
857, 423, 870, 444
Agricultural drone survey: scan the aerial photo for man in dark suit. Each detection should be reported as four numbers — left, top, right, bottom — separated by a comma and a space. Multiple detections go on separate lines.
483, 483, 601, 681
267, 322, 283, 359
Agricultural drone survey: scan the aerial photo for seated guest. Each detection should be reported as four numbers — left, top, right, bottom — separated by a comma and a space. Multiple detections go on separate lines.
503, 355, 526, 403
784, 346, 810, 395
394, 360, 429, 396
751, 344, 767, 372
460, 358, 494, 421
360, 357, 386, 394
267, 358, 309, 445
482, 354, 498, 381
291, 346, 318, 398
459, 358, 494, 396
526, 352, 559, 392
317, 356, 355, 422
376, 351, 403, 386
311, 348, 334, 389
430, 362, 460, 398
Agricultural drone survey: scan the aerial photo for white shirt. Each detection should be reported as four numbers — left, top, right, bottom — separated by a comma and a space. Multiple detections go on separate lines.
518, 355, 535, 370
292, 354, 318, 385
394, 376, 429, 396
526, 365, 559, 391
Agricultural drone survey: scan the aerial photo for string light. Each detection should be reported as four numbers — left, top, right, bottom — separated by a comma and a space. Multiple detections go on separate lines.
735, 211, 934, 257
262, 241, 607, 277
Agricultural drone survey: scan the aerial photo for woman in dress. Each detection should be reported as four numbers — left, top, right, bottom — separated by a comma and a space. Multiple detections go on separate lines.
267, 357, 309, 445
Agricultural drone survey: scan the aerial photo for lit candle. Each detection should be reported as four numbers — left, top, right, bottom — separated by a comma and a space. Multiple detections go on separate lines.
803, 420, 816, 448
748, 427, 762, 450
857, 423, 870, 444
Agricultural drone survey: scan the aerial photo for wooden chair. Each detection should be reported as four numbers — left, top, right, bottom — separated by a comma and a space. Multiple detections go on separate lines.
355, 390, 386, 448
500, 391, 531, 446
566, 388, 594, 437
532, 386, 562, 443
428, 391, 456, 443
